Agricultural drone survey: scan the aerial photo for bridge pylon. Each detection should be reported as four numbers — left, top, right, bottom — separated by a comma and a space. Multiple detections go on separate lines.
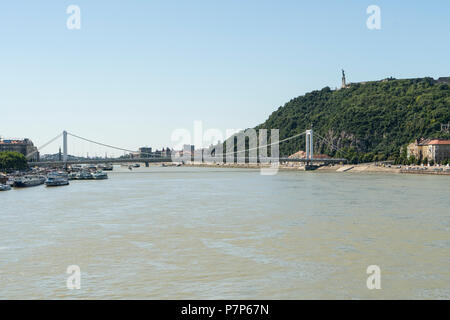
63, 130, 68, 167
305, 127, 313, 165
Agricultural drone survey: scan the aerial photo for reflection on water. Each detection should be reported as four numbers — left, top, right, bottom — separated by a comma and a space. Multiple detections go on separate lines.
0, 166, 448, 299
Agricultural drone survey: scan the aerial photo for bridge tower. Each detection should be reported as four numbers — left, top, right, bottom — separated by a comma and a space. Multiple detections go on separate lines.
63, 130, 68, 165
305, 127, 313, 164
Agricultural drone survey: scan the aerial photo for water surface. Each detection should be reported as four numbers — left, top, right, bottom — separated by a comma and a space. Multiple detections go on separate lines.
0, 166, 448, 299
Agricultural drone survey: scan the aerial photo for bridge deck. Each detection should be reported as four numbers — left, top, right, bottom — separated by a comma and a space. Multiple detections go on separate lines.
29, 157, 347, 167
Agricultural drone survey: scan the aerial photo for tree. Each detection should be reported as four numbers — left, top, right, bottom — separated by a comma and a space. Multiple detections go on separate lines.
0, 151, 28, 171
415, 156, 421, 166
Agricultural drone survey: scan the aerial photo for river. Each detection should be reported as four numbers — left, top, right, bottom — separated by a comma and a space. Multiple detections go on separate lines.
0, 166, 448, 299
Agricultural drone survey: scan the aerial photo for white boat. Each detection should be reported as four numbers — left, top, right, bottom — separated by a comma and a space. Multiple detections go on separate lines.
45, 172, 69, 187
68, 172, 78, 180
101, 164, 113, 171
77, 171, 93, 180
92, 171, 108, 180
13, 175, 46, 188
0, 184, 11, 191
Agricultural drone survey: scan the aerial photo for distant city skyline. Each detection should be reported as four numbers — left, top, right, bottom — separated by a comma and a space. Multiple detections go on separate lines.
1, 0, 449, 155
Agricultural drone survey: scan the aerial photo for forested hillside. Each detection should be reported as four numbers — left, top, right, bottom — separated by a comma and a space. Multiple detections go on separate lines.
254, 77, 450, 163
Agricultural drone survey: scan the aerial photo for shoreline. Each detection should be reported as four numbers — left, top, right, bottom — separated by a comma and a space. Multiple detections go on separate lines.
3, 163, 449, 179
179, 162, 450, 175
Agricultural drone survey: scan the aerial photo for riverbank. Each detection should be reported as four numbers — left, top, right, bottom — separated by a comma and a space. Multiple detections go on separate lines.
3, 162, 449, 178
179, 162, 450, 175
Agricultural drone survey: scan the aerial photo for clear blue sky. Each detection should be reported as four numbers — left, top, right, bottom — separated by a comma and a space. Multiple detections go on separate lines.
0, 1, 449, 156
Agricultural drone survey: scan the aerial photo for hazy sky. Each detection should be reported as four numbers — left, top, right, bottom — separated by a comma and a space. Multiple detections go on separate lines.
1, 1, 449, 156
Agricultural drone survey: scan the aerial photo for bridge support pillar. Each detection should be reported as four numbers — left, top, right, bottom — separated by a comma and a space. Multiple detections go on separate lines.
305, 131, 309, 163
63, 130, 68, 168
305, 129, 313, 165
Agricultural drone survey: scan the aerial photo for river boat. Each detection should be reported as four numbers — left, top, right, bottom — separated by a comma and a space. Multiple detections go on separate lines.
45, 172, 69, 187
68, 172, 78, 180
13, 175, 46, 188
92, 171, 108, 180
0, 184, 11, 191
77, 171, 94, 180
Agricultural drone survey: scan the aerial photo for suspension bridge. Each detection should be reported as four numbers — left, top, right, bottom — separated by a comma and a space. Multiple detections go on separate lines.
26, 129, 348, 168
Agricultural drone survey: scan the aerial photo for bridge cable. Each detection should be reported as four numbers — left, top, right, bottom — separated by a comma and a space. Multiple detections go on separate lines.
68, 131, 308, 158
313, 132, 351, 158
26, 132, 63, 159
67, 132, 157, 156
214, 131, 307, 157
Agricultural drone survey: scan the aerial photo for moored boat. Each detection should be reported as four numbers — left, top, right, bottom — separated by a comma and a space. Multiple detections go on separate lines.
45, 172, 69, 187
77, 171, 93, 180
68, 172, 78, 180
0, 184, 11, 191
92, 170, 108, 180
13, 175, 46, 188
102, 164, 113, 171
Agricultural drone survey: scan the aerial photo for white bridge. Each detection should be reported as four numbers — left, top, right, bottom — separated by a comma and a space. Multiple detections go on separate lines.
27, 129, 348, 167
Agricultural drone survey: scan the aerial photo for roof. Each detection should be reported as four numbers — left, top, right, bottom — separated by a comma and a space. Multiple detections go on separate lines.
410, 138, 450, 146
427, 139, 450, 145
0, 140, 27, 145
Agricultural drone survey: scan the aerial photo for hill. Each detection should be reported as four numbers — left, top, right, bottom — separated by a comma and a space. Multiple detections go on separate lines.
253, 77, 450, 163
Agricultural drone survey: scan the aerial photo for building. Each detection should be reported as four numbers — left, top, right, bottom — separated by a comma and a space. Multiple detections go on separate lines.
0, 138, 39, 161
139, 147, 153, 158
160, 148, 172, 157
183, 144, 194, 153
139, 147, 172, 158
130, 152, 141, 159
427, 139, 450, 163
406, 138, 450, 163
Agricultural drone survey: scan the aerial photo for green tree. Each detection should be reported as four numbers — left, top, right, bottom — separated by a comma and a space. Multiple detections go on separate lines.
0, 151, 28, 171
415, 157, 421, 166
